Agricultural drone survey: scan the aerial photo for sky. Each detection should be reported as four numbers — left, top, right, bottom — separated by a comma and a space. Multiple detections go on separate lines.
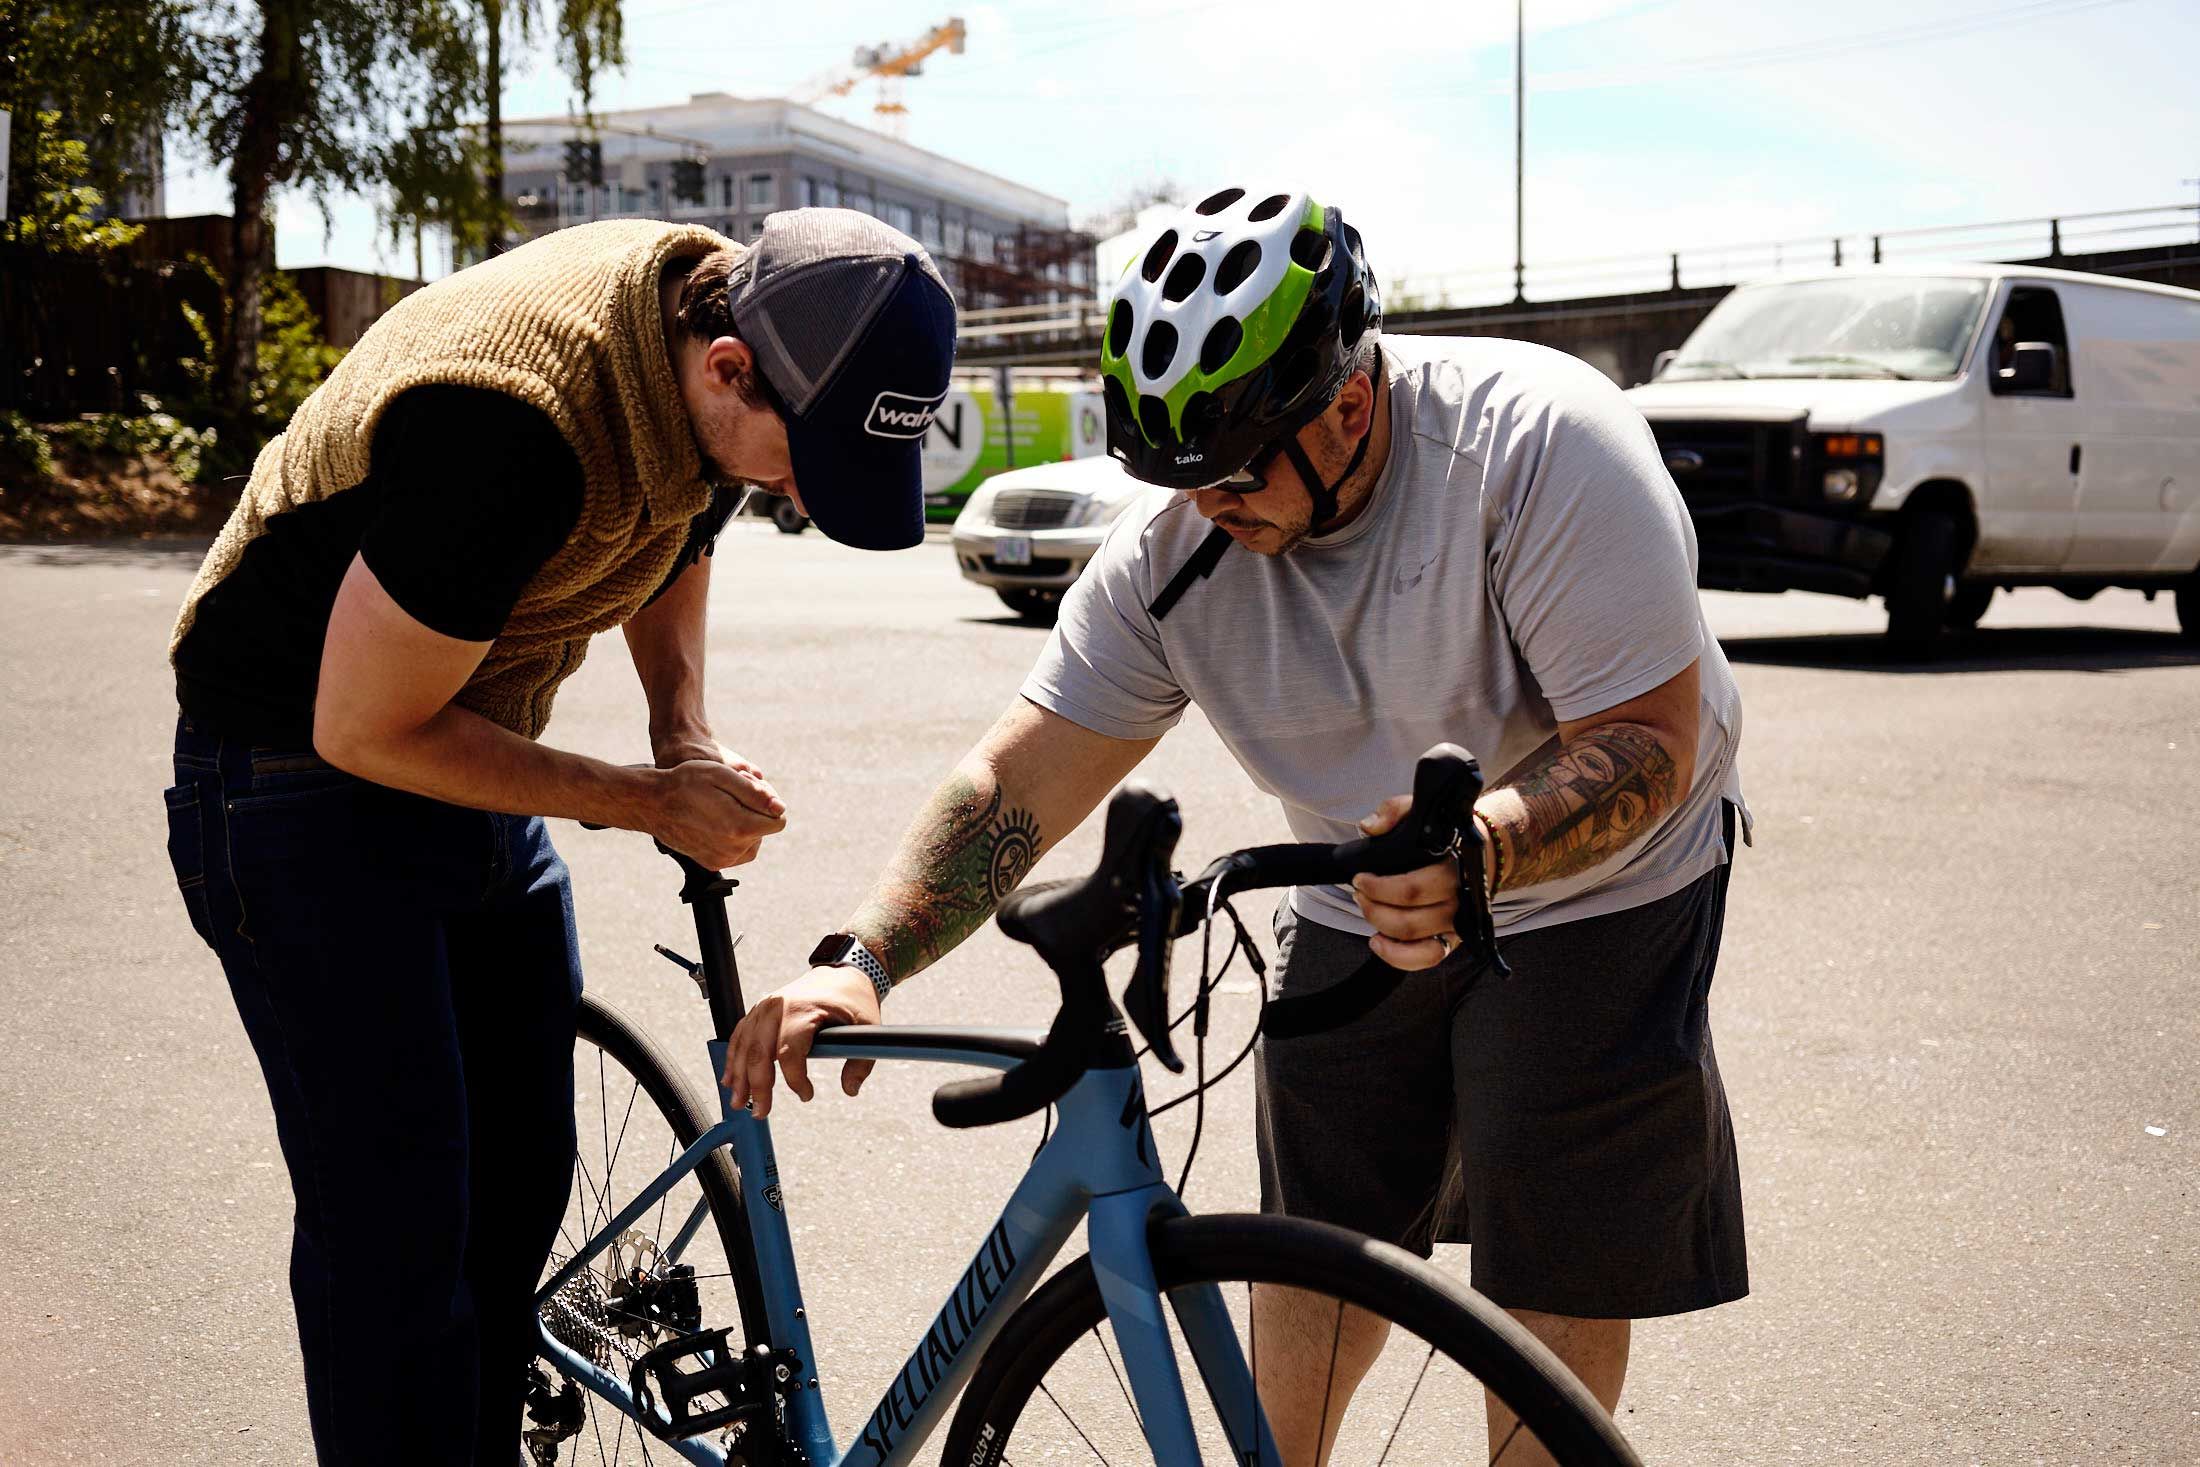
163, 0, 2200, 299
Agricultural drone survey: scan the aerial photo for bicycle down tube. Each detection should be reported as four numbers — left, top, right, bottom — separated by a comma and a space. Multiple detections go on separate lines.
536, 1031, 1269, 1466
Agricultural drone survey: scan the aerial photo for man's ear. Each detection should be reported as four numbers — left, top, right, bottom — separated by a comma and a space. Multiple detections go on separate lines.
703, 334, 756, 390
1336, 369, 1378, 437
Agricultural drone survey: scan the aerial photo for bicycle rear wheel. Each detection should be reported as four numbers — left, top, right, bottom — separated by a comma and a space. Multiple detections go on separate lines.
943, 1213, 1639, 1467
528, 995, 762, 1465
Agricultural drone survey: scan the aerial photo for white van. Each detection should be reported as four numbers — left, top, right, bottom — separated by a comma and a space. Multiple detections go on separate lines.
1624, 264, 2200, 653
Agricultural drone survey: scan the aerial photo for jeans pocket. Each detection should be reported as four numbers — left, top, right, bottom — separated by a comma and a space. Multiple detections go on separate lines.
162, 783, 216, 947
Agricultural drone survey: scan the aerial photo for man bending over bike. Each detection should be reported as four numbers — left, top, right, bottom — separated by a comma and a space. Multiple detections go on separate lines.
728, 188, 1750, 1467
161, 210, 955, 1463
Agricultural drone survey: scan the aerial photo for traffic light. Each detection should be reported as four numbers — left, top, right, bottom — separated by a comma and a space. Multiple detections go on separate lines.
670, 157, 706, 207
562, 138, 603, 187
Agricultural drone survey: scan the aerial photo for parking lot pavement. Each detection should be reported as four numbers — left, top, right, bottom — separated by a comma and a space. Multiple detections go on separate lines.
1, 529, 2193, 1463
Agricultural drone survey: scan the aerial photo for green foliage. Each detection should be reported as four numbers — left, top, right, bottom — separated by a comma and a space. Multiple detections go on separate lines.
0, 410, 57, 484
0, 111, 145, 254
46, 396, 220, 484
176, 262, 337, 464
0, 2, 193, 222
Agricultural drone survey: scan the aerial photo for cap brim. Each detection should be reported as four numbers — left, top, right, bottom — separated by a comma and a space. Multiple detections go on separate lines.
785, 410, 928, 551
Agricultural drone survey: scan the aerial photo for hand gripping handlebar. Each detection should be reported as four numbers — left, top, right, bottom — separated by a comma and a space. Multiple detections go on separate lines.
936, 743, 1503, 1131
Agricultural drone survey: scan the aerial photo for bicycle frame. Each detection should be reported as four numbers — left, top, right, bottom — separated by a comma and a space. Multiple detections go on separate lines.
533, 1027, 1280, 1467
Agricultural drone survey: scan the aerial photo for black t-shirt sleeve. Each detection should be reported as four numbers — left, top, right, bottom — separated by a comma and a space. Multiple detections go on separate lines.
357, 386, 585, 641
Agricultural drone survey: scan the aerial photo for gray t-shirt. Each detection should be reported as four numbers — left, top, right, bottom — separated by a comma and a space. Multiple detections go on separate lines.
1023, 334, 1748, 937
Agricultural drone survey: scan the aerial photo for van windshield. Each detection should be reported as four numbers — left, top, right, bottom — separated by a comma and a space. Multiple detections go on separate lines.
1663, 277, 1989, 381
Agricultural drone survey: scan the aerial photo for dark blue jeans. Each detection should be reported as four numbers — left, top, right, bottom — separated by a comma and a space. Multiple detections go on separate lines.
165, 716, 580, 1465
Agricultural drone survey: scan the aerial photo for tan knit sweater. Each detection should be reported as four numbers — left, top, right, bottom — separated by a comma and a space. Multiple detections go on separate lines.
170, 219, 734, 738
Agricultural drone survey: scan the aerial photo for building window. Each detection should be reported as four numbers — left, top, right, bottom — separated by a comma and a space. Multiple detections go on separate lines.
883, 201, 914, 233
969, 228, 993, 262
746, 173, 776, 210
816, 178, 840, 207
721, 176, 735, 208
944, 219, 966, 255
796, 176, 814, 208
846, 189, 873, 215
918, 210, 941, 248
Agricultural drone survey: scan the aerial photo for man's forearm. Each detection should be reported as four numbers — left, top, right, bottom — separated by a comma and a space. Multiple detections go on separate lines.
317, 699, 660, 829
1478, 722, 1685, 892
846, 759, 1046, 982
624, 555, 713, 755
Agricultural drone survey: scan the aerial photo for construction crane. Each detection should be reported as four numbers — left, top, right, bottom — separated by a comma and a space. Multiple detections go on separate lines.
788, 17, 967, 139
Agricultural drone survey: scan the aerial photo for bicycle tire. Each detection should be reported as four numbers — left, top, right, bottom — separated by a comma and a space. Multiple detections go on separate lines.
943, 1213, 1640, 1467
528, 995, 765, 1463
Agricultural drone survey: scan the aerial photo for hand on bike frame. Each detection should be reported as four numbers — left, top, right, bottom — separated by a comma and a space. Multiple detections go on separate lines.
722, 964, 880, 1118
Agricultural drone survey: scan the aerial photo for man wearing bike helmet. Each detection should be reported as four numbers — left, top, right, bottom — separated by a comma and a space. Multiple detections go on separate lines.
161, 209, 955, 1463
730, 188, 1747, 1465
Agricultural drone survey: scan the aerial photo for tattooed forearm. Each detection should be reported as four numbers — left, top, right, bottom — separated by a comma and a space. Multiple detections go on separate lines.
846, 770, 1044, 983
1483, 723, 1681, 892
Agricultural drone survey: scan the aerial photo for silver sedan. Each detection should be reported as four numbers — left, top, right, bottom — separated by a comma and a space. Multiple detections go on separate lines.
949, 456, 1153, 623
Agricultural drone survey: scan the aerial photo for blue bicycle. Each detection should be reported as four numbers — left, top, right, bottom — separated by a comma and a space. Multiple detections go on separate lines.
528, 747, 1641, 1466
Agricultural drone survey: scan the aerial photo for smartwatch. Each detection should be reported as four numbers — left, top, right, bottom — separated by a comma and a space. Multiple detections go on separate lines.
809, 933, 893, 1006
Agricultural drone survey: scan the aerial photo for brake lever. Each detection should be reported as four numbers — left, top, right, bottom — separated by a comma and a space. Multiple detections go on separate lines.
1121, 801, 1186, 1074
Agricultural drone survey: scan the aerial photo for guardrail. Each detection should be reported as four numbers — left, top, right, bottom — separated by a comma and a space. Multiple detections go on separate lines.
957, 202, 2200, 350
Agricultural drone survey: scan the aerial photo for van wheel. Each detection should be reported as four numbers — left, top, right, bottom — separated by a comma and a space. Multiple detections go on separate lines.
996, 588, 1061, 625
1883, 511, 1962, 659
1945, 582, 1994, 633
772, 498, 809, 535
2176, 571, 2200, 645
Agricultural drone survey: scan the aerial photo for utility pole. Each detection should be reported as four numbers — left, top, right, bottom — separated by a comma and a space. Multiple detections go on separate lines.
1513, 0, 1526, 303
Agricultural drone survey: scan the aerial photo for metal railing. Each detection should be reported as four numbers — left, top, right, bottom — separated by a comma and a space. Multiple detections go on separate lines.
957, 203, 2200, 348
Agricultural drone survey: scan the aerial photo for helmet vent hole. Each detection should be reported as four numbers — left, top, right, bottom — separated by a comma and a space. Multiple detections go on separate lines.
1161, 252, 1207, 303
1141, 320, 1180, 380
1341, 285, 1367, 347
1214, 239, 1262, 295
1103, 374, 1133, 428
1141, 229, 1178, 283
1107, 300, 1133, 357
1290, 227, 1331, 272
1195, 187, 1246, 216
1199, 315, 1243, 374
1248, 193, 1291, 223
1182, 390, 1221, 438
1137, 393, 1173, 445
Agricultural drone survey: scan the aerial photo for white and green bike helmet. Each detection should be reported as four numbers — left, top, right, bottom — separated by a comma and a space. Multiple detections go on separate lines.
1099, 187, 1381, 506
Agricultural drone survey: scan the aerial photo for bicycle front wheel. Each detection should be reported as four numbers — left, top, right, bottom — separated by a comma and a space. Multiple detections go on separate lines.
943, 1213, 1640, 1467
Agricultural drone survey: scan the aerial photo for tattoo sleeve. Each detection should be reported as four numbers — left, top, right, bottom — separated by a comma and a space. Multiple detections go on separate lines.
1484, 723, 1681, 892
845, 769, 1044, 983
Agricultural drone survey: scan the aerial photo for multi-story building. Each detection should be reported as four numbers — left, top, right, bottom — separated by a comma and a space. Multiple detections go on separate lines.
499, 93, 1093, 310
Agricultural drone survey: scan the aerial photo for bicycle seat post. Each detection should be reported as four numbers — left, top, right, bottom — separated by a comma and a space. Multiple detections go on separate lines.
663, 846, 748, 1034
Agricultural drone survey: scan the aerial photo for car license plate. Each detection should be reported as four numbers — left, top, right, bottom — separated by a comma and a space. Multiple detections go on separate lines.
995, 537, 1033, 567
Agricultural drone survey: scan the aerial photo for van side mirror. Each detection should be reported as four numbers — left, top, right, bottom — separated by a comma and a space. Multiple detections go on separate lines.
1996, 342, 2059, 393
1651, 349, 1678, 380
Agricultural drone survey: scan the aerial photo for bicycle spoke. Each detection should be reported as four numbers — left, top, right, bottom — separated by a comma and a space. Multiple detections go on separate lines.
1314, 1296, 1344, 1464
1373, 1344, 1436, 1466
1091, 1325, 1143, 1432
1036, 1380, 1114, 1465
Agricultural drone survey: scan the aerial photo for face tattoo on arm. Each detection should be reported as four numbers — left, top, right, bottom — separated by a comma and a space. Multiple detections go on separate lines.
1490, 724, 1681, 892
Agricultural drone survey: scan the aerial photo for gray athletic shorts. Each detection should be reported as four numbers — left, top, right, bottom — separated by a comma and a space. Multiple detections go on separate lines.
1254, 816, 1748, 1320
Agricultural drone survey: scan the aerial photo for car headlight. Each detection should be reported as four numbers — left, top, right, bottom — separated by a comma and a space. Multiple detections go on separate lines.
1822, 468, 1862, 502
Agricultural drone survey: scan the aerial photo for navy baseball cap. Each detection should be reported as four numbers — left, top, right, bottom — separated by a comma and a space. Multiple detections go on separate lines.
727, 209, 958, 550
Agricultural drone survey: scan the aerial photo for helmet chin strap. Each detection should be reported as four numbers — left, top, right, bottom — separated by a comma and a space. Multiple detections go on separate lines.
1279, 416, 1375, 534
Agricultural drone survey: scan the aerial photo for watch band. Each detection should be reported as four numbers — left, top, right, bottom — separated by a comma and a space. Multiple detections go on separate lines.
811, 934, 893, 1006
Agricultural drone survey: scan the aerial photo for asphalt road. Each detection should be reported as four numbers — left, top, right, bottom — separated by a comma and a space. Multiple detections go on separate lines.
1, 528, 2194, 1465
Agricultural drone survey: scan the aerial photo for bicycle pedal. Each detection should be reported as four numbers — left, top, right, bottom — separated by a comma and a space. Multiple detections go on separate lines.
629, 1330, 780, 1441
